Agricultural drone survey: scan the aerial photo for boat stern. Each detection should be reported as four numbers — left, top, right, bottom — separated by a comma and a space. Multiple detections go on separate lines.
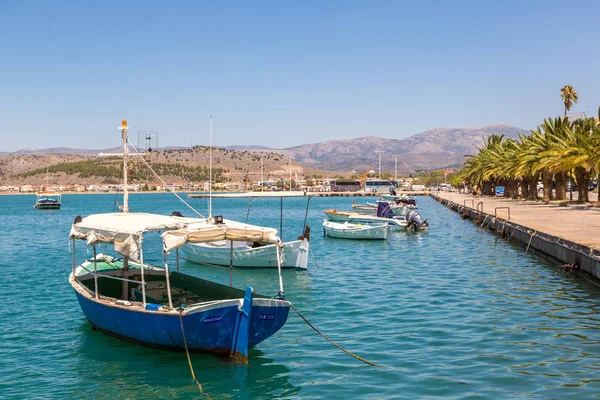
230, 287, 291, 362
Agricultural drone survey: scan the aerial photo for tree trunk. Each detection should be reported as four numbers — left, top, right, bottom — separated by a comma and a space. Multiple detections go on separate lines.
504, 179, 515, 199
575, 167, 592, 203
555, 172, 566, 200
542, 172, 552, 202
526, 176, 538, 201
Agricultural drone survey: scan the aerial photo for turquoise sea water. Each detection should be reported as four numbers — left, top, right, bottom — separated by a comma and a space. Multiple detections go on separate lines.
1, 193, 600, 399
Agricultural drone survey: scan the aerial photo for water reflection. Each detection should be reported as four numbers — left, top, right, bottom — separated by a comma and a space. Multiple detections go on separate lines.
72, 322, 297, 399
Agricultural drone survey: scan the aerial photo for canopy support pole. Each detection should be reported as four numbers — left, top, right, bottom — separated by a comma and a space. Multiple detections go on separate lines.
245, 196, 261, 223
229, 240, 233, 287
121, 256, 129, 301
93, 246, 99, 299
163, 254, 174, 309
280, 197, 283, 241
71, 238, 76, 276
246, 197, 252, 223
176, 248, 180, 272
303, 196, 312, 232
276, 242, 284, 299
139, 239, 146, 307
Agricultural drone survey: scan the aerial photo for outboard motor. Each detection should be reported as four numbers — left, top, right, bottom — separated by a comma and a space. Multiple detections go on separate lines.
406, 209, 428, 230
389, 187, 397, 196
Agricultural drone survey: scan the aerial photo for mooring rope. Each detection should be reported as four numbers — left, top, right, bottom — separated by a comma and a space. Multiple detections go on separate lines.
526, 230, 536, 252
309, 248, 320, 270
479, 215, 488, 228
289, 303, 382, 367
178, 311, 206, 396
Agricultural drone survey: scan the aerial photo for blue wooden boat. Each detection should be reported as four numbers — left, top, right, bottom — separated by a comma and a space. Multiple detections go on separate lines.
68, 121, 291, 361
69, 212, 290, 360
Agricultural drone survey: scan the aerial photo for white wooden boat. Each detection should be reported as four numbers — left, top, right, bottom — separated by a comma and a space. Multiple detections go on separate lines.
323, 209, 407, 230
34, 191, 61, 209
352, 201, 406, 214
322, 220, 388, 240
181, 236, 309, 269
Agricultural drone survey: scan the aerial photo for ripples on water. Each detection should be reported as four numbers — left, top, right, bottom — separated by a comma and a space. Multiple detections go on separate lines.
1, 194, 600, 399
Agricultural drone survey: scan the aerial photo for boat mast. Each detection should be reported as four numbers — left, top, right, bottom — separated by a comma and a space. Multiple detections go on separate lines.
209, 116, 213, 219
119, 120, 130, 213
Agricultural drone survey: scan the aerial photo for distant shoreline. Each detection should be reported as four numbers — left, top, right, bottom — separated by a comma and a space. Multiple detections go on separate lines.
0, 191, 182, 196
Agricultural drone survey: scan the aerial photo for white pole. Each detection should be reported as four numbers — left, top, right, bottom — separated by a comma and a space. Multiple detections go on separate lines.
374, 150, 383, 179
72, 238, 76, 276
209, 116, 213, 219
394, 156, 397, 182
275, 242, 284, 298
139, 239, 146, 307
261, 154, 264, 191
289, 159, 292, 191
93, 246, 99, 299
119, 120, 130, 213
163, 254, 174, 309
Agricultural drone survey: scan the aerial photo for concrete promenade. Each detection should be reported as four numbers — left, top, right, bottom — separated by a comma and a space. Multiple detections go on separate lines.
435, 191, 600, 248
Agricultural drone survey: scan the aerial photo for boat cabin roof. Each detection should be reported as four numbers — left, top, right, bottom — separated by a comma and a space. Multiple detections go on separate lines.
69, 212, 280, 258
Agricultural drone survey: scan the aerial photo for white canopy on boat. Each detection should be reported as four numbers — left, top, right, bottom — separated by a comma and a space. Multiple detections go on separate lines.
162, 220, 279, 254
69, 212, 280, 259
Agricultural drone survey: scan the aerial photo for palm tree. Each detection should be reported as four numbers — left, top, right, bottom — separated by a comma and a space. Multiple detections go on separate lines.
560, 85, 579, 116
535, 116, 573, 201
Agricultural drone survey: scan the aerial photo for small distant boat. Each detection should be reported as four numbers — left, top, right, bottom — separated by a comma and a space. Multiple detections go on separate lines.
381, 193, 418, 208
324, 203, 408, 231
323, 220, 388, 240
34, 191, 61, 209
352, 200, 406, 213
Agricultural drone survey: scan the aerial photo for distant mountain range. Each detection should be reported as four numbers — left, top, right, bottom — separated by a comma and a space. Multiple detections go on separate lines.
2, 123, 528, 172
227, 123, 528, 172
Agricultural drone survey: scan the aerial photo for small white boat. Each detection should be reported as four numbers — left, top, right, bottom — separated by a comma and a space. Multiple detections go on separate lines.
352, 201, 406, 213
34, 191, 62, 209
323, 209, 407, 230
323, 220, 388, 240
181, 237, 309, 269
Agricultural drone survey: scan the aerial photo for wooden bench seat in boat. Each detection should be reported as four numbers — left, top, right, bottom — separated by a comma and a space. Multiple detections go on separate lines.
132, 281, 201, 306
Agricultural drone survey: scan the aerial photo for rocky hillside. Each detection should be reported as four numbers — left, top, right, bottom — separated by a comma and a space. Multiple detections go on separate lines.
0, 147, 327, 186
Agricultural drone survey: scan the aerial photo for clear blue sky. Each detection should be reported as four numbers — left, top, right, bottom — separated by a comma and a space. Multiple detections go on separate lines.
1, 1, 599, 151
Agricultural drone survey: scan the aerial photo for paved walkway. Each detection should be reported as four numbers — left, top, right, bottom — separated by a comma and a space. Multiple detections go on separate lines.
434, 191, 600, 248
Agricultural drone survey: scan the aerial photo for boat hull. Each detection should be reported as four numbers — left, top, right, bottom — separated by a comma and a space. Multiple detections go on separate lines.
324, 211, 406, 230
34, 204, 61, 209
323, 221, 388, 240
72, 277, 290, 358
181, 239, 309, 269
347, 216, 406, 230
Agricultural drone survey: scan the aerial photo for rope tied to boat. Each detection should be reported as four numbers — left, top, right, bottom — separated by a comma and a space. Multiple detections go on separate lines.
177, 310, 208, 397
526, 230, 536, 253
289, 303, 382, 368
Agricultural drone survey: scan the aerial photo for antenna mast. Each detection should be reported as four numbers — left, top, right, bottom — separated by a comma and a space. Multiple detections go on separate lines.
119, 120, 130, 213
209, 116, 213, 219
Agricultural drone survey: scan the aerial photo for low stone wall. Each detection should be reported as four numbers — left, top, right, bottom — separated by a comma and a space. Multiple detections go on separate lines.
432, 194, 600, 280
